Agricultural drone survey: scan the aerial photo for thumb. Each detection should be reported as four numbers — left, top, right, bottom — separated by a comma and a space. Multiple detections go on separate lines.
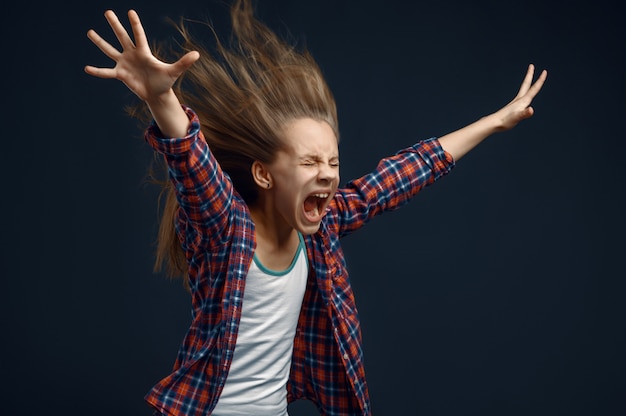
522, 106, 534, 120
174, 51, 200, 74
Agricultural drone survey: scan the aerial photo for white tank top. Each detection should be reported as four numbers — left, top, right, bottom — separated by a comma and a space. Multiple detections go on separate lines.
212, 233, 308, 415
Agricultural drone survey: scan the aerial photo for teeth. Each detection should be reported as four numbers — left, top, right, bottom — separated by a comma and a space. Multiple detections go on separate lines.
313, 193, 329, 198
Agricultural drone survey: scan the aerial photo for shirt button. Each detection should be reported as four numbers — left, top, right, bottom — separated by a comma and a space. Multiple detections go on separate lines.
343, 353, 349, 360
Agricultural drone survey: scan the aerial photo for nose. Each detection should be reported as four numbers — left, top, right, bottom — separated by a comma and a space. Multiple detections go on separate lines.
318, 162, 339, 183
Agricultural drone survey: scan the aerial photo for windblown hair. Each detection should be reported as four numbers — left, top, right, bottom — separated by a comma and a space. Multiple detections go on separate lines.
149, 0, 338, 283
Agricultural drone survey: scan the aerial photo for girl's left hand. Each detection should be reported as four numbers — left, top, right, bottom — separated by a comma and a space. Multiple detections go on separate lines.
494, 64, 548, 132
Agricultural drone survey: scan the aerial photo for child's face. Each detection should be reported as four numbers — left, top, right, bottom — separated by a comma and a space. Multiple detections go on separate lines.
268, 118, 340, 235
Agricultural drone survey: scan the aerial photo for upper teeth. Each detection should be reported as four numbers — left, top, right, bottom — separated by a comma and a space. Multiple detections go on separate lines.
313, 193, 329, 198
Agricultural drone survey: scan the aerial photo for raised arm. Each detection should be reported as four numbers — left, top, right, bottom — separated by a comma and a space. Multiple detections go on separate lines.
438, 64, 547, 161
85, 10, 199, 138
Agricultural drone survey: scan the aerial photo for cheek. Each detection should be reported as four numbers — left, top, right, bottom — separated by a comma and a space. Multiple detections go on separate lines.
275, 183, 303, 212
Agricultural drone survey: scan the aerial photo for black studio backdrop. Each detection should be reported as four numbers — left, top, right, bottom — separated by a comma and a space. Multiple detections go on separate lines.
2, 0, 624, 415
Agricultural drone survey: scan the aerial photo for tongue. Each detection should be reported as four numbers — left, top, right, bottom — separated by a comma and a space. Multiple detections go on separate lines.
304, 196, 319, 218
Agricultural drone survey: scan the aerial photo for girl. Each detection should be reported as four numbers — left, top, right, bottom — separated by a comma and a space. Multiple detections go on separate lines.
85, 1, 546, 415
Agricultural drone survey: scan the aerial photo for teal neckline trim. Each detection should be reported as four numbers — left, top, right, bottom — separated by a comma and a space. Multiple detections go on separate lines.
253, 233, 307, 276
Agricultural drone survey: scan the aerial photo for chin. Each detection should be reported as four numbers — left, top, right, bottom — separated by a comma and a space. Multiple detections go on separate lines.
297, 220, 322, 236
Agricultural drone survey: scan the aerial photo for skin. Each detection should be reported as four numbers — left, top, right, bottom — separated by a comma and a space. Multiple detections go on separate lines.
85, 9, 547, 271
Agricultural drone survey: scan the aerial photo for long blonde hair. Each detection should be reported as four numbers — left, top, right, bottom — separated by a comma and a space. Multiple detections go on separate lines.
149, 0, 338, 283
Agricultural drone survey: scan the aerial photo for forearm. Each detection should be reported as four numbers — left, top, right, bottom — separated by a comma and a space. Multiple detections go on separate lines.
146, 89, 191, 138
437, 113, 503, 161
438, 65, 547, 161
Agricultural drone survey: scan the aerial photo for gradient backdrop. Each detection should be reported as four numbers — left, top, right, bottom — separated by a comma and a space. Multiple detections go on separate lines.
3, 0, 624, 415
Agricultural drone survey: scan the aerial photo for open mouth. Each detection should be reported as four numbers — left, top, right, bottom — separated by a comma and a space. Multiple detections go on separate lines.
303, 193, 330, 221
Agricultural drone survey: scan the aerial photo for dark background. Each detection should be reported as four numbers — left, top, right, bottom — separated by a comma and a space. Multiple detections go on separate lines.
3, 0, 624, 415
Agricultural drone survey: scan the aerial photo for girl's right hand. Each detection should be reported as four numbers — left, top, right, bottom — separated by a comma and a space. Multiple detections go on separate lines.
85, 10, 199, 103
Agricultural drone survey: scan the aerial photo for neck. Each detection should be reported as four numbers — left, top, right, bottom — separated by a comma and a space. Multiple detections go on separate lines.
249, 202, 297, 250
249, 201, 301, 272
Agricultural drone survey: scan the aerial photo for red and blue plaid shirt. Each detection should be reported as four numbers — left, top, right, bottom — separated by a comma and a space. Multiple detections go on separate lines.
144, 108, 455, 415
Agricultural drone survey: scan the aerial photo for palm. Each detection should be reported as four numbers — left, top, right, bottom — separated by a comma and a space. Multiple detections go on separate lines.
113, 49, 176, 100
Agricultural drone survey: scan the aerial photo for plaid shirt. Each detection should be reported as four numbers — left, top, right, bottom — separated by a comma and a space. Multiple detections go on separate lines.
144, 108, 454, 415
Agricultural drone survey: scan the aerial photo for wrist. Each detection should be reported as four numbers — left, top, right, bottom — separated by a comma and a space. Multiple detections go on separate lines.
482, 112, 506, 134
145, 89, 178, 110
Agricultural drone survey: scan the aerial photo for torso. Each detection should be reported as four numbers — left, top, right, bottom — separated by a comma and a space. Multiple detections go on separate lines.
211, 233, 308, 415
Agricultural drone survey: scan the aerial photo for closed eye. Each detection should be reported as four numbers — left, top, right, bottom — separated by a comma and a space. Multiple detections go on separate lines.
299, 156, 340, 167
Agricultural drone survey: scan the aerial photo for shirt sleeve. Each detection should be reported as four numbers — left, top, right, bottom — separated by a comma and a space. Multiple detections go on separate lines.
144, 106, 233, 248
330, 137, 455, 237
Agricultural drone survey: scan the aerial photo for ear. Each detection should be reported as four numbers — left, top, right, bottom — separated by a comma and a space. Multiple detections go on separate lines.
251, 161, 272, 189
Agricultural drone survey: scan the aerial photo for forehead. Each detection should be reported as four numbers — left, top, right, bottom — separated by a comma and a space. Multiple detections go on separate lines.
280, 118, 339, 157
